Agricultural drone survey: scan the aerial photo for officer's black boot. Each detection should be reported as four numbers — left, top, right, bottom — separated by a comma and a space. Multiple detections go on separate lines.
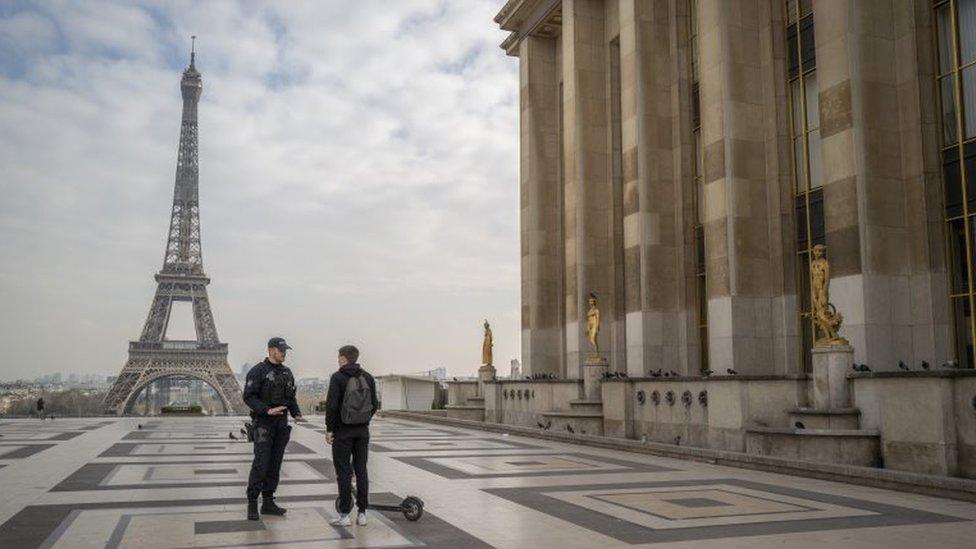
247, 499, 259, 520
261, 497, 287, 516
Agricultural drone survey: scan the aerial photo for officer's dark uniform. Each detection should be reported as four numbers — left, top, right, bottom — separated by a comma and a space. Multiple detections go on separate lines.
243, 351, 301, 507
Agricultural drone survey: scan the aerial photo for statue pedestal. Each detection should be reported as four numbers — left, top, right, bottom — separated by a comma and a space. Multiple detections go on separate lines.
812, 345, 853, 409
477, 364, 496, 396
583, 357, 609, 400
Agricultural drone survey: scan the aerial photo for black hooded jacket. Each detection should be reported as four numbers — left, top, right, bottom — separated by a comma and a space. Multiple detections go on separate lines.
325, 363, 378, 438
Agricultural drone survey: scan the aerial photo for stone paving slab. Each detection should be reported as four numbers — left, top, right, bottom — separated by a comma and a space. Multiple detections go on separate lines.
0, 416, 975, 547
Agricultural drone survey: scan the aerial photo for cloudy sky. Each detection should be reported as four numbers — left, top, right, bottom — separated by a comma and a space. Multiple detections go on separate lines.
0, 1, 520, 381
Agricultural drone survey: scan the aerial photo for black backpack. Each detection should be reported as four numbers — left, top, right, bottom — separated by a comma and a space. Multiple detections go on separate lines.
341, 374, 374, 425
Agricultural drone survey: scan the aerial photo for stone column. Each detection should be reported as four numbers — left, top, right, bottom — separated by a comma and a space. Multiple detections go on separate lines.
814, 0, 950, 370
697, 0, 777, 374
616, 0, 686, 376
519, 35, 563, 378
562, 0, 612, 379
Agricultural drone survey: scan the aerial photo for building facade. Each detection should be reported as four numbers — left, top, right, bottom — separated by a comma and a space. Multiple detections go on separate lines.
499, 0, 976, 378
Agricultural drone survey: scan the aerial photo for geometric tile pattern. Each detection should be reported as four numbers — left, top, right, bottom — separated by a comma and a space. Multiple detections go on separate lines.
484, 479, 968, 544
0, 417, 973, 548
393, 451, 675, 479
369, 437, 543, 453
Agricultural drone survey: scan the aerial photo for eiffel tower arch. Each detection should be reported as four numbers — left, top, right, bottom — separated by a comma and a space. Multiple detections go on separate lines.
104, 41, 247, 415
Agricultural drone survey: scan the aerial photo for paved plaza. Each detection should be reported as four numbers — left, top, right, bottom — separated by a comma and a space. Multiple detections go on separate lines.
0, 417, 974, 548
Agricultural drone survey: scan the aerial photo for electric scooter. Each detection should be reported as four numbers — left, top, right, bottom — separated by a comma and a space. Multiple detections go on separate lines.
334, 493, 424, 521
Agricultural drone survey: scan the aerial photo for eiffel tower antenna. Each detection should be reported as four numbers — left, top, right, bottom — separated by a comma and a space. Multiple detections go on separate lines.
104, 40, 247, 415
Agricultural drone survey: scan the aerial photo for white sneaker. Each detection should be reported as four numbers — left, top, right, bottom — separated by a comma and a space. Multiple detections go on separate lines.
357, 512, 367, 526
330, 514, 351, 527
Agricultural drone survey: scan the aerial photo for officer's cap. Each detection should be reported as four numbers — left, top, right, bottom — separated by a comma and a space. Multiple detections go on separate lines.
267, 337, 292, 351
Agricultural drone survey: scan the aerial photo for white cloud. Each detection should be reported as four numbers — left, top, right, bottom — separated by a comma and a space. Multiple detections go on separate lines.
0, 0, 520, 380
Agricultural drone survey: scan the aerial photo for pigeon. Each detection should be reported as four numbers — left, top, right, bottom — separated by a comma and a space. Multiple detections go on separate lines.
726, 368, 738, 375
702, 369, 712, 377
794, 421, 806, 430
137, 424, 142, 429
670, 370, 679, 377
855, 364, 872, 372
942, 360, 959, 369
673, 435, 682, 446
566, 424, 575, 434
663, 372, 671, 377
921, 361, 930, 371
544, 420, 552, 430
452, 377, 458, 382
240, 428, 248, 438
899, 360, 910, 371
229, 432, 238, 440
537, 421, 547, 429
852, 364, 859, 372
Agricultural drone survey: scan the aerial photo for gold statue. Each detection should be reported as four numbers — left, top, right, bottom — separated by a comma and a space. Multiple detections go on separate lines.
809, 244, 849, 347
482, 320, 493, 366
586, 293, 601, 358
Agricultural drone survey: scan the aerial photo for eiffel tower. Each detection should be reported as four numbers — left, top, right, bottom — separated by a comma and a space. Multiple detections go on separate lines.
104, 40, 247, 415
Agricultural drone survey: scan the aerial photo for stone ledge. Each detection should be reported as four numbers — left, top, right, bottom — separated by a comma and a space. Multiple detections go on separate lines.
747, 426, 880, 437
445, 405, 485, 411
605, 374, 811, 382
541, 410, 604, 418
848, 369, 976, 379
380, 410, 976, 503
790, 407, 861, 415
488, 379, 581, 384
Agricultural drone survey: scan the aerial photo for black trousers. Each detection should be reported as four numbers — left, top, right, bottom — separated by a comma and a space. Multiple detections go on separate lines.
332, 435, 369, 513
246, 417, 291, 500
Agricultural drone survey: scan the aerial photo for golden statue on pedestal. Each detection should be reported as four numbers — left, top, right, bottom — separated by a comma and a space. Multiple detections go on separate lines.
481, 320, 493, 366
586, 293, 601, 358
809, 244, 849, 347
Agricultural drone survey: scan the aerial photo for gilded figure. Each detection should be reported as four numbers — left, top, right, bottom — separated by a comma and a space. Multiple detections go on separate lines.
809, 244, 849, 347
482, 320, 493, 366
586, 293, 601, 358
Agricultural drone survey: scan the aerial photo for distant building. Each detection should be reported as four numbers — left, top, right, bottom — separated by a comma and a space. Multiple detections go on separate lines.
376, 374, 438, 411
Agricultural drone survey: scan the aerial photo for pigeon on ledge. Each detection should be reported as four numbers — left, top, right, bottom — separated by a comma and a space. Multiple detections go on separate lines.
921, 361, 930, 371
726, 368, 738, 375
566, 424, 575, 434
794, 421, 806, 430
899, 360, 910, 371
229, 432, 237, 440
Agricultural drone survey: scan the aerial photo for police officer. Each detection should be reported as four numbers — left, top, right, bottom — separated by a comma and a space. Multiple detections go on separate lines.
243, 337, 304, 520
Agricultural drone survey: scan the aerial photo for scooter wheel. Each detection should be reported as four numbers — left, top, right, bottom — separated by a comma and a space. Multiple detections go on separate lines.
402, 496, 424, 521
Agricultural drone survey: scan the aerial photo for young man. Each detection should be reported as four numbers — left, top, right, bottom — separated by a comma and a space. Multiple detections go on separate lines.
243, 337, 304, 521
325, 345, 378, 526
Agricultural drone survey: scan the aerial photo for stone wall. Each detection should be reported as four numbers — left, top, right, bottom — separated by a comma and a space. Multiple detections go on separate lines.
484, 380, 582, 427
446, 381, 479, 406
851, 370, 976, 478
602, 375, 808, 451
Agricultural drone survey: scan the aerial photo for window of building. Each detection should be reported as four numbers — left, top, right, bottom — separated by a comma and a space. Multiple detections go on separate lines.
689, 0, 708, 372
786, 0, 823, 372
935, 0, 976, 367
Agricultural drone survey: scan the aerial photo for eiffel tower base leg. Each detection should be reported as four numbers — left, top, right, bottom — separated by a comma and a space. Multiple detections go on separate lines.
104, 346, 247, 415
